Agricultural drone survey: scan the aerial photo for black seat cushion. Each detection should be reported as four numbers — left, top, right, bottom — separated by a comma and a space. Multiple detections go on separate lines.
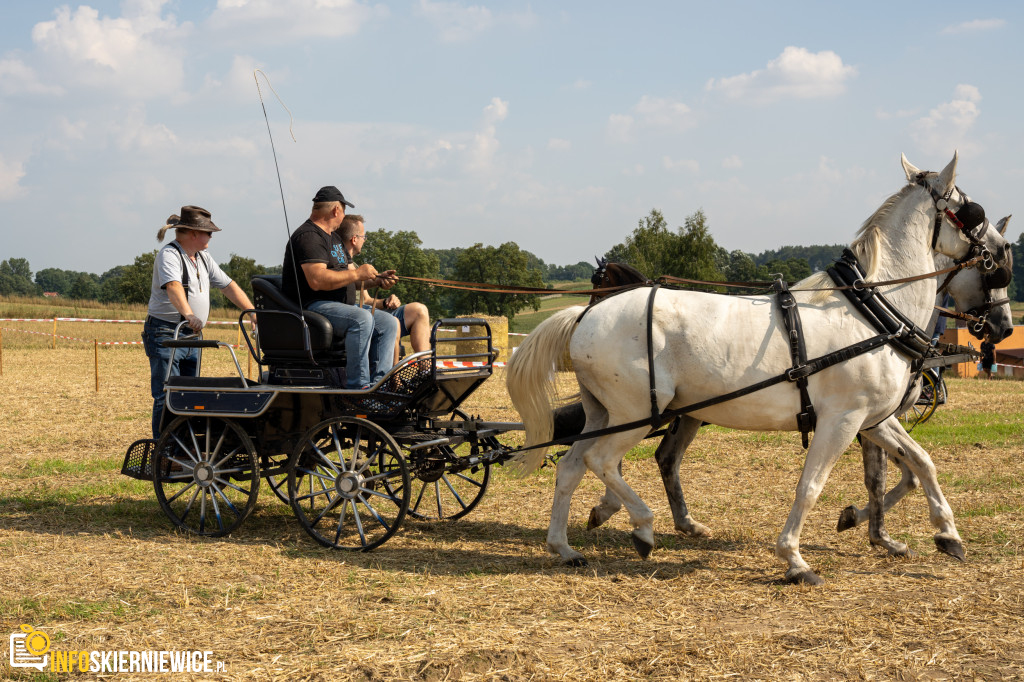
252, 275, 346, 363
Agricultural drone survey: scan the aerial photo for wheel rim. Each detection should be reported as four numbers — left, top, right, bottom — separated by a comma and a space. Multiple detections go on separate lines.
407, 453, 490, 521
289, 417, 409, 551
153, 416, 260, 537
900, 371, 939, 431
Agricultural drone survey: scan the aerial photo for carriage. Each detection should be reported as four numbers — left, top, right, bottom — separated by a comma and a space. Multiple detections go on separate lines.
122, 275, 524, 550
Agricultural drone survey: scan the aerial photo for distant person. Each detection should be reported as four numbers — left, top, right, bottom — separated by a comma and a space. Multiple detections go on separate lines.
281, 186, 398, 389
143, 206, 255, 437
340, 214, 431, 364
979, 340, 996, 379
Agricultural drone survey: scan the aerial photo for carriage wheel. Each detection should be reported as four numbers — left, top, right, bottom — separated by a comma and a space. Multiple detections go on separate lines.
407, 409, 491, 521
899, 370, 940, 431
153, 416, 260, 537
288, 417, 410, 551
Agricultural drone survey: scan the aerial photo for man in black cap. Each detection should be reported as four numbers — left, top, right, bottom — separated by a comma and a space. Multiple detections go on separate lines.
282, 186, 399, 388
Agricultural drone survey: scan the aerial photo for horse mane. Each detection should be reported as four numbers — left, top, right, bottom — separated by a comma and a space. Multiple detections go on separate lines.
802, 182, 916, 304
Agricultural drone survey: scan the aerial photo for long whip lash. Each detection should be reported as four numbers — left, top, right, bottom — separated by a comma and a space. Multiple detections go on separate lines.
253, 68, 306, 309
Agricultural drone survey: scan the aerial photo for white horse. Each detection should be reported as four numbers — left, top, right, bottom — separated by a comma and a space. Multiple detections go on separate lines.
508, 153, 1011, 584
573, 214, 1015, 560
838, 214, 1014, 553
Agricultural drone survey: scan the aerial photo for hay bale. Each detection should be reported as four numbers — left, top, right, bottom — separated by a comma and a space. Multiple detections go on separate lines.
455, 313, 508, 363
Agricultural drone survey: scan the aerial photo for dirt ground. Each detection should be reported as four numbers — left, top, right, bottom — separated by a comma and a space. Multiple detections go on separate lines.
0, 338, 1022, 680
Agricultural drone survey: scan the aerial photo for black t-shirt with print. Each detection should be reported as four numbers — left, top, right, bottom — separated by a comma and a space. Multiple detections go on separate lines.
282, 219, 356, 307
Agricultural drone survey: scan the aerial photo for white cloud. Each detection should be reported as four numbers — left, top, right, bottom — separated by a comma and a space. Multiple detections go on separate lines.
607, 95, 695, 142
207, 0, 383, 42
416, 0, 536, 42
940, 19, 1006, 35
706, 46, 856, 104
548, 138, 571, 151
722, 155, 742, 170
570, 78, 591, 90
0, 154, 27, 201
622, 164, 645, 176
0, 58, 63, 96
910, 85, 982, 155
606, 114, 634, 143
466, 97, 508, 172
29, 2, 188, 98
663, 156, 699, 173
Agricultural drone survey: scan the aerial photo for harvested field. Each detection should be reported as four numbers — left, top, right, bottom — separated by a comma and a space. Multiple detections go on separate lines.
1, 331, 1023, 680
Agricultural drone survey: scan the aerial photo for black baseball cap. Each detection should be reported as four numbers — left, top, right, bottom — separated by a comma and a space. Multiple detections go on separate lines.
312, 185, 354, 208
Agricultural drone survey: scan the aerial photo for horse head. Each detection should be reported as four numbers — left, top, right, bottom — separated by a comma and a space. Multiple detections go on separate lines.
943, 215, 1015, 342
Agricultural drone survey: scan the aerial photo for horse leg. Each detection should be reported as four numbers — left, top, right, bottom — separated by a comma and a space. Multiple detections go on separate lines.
583, 429, 658, 559
839, 439, 913, 557
654, 416, 710, 537
587, 460, 624, 530
860, 416, 964, 561
838, 448, 921, 531
777, 417, 864, 585
547, 441, 591, 566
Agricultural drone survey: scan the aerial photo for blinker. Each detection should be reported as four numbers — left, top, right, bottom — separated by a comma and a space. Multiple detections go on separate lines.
954, 201, 985, 232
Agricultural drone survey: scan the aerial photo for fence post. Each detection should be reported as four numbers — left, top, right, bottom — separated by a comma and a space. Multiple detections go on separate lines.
0, 326, 4, 376
94, 339, 99, 391
52, 316, 57, 349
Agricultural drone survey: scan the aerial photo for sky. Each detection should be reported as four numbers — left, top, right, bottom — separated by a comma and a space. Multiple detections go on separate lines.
1, 1, 1023, 275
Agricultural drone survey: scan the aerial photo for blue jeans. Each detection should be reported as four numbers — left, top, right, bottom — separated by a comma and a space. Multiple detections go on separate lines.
307, 300, 399, 388
142, 317, 198, 438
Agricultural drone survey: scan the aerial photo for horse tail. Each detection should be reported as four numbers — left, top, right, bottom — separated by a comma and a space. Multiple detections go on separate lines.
506, 305, 585, 475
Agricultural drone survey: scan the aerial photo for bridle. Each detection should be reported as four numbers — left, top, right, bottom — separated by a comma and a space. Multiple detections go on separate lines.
915, 173, 1013, 337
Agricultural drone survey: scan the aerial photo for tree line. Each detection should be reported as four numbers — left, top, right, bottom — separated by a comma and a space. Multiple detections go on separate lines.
5, 209, 1021, 319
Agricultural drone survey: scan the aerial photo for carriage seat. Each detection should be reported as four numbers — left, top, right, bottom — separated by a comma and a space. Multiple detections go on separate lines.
251, 275, 347, 364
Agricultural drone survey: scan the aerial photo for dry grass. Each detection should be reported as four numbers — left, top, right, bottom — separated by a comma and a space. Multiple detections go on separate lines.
1, 324, 1023, 680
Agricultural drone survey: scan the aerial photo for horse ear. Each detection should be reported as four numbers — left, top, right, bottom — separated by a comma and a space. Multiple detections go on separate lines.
901, 153, 921, 181
936, 150, 959, 194
995, 214, 1011, 236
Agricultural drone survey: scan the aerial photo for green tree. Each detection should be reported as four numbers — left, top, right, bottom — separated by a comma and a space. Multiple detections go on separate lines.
221, 254, 266, 301
451, 242, 544, 320
360, 229, 442, 311
35, 268, 72, 295
68, 272, 100, 300
118, 251, 157, 304
0, 258, 37, 295
664, 209, 724, 283
1010, 232, 1024, 302
98, 266, 126, 303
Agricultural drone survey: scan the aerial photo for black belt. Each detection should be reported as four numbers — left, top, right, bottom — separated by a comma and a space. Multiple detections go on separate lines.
145, 315, 180, 328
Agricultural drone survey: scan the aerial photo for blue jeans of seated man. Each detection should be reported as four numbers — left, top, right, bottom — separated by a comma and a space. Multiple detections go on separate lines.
142, 318, 199, 438
307, 300, 399, 388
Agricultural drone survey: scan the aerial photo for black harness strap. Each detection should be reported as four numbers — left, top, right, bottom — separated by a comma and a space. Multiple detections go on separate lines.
773, 277, 816, 448
646, 283, 661, 427
520, 332, 896, 456
827, 249, 934, 361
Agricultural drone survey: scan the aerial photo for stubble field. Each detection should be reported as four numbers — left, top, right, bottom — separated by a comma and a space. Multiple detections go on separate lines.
0, 320, 1022, 680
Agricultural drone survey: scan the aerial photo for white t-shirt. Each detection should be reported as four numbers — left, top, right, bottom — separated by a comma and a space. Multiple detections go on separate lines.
147, 241, 233, 324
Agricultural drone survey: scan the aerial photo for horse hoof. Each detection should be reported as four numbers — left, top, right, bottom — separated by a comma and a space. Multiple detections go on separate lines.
935, 536, 966, 562
836, 505, 859, 532
586, 508, 602, 531
631, 533, 654, 559
564, 557, 588, 568
890, 546, 916, 558
784, 568, 824, 586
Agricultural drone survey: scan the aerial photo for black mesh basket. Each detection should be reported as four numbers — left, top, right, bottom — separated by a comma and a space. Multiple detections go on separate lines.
121, 438, 156, 480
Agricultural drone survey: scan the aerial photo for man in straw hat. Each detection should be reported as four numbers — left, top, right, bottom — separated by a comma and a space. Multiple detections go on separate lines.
142, 205, 255, 437
282, 186, 399, 389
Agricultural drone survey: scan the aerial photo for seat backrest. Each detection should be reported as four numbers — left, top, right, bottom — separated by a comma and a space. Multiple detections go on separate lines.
250, 274, 342, 362
252, 275, 300, 314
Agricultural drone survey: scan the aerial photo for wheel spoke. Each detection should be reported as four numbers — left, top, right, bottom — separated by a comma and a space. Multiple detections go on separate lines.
440, 474, 470, 510
167, 480, 198, 506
